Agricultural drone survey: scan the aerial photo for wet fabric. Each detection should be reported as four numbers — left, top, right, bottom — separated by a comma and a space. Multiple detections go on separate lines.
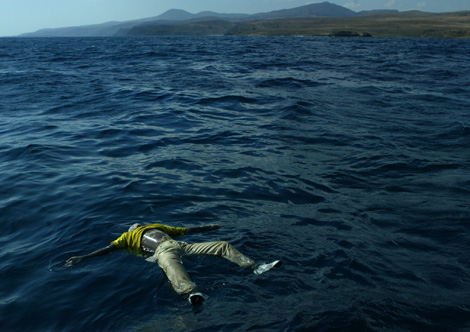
141, 229, 171, 253
151, 239, 256, 295
111, 223, 186, 253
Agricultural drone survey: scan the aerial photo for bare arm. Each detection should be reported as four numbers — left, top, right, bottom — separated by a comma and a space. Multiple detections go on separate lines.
65, 243, 117, 267
185, 224, 220, 234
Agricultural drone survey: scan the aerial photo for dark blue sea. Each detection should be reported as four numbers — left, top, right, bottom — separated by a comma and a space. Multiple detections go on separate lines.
0, 36, 469, 332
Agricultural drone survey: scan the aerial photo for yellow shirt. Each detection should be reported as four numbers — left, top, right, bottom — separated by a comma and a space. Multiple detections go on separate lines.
111, 223, 186, 253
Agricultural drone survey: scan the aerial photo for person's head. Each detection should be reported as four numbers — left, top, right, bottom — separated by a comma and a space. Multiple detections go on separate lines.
128, 223, 141, 232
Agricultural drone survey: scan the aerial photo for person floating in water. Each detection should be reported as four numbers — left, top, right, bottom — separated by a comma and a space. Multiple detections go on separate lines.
66, 223, 282, 305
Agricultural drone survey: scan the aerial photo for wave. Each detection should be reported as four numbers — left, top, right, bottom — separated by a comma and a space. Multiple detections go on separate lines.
1, 36, 469, 332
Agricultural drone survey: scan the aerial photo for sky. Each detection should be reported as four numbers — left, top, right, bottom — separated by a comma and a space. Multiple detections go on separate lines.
0, 0, 468, 36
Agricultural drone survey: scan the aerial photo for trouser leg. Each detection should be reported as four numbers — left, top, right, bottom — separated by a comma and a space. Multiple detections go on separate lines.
155, 240, 197, 295
182, 241, 256, 268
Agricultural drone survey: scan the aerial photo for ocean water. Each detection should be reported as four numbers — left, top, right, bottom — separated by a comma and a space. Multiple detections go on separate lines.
0, 36, 469, 332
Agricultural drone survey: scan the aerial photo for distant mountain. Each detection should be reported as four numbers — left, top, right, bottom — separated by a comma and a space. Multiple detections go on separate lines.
249, 2, 357, 20
126, 2, 393, 36
357, 9, 399, 16
154, 9, 195, 21
21, 21, 122, 37
127, 20, 237, 36
20, 1, 393, 37
154, 9, 249, 21
20, 1, 469, 39
224, 11, 470, 38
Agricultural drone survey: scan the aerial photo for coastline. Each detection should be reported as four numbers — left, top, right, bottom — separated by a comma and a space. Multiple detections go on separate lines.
127, 12, 470, 38
223, 12, 470, 38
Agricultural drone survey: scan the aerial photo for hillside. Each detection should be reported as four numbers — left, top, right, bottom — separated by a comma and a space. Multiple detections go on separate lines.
21, 2, 390, 37
20, 2, 470, 38
224, 11, 470, 38
248, 2, 357, 20
126, 11, 470, 38
127, 20, 236, 36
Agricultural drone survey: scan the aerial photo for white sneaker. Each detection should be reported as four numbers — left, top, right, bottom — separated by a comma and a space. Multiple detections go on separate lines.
254, 260, 282, 275
188, 292, 207, 305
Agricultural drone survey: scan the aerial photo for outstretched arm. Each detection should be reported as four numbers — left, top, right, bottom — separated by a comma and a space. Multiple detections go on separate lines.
185, 224, 220, 234
65, 243, 117, 267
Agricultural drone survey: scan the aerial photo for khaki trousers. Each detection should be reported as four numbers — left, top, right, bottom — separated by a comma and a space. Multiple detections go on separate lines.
153, 239, 255, 295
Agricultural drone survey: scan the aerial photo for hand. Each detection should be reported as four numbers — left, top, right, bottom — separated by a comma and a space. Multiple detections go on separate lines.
186, 224, 221, 234
65, 256, 83, 267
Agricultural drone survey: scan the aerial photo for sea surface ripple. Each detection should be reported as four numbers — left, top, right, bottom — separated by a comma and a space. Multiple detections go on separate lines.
0, 36, 469, 332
